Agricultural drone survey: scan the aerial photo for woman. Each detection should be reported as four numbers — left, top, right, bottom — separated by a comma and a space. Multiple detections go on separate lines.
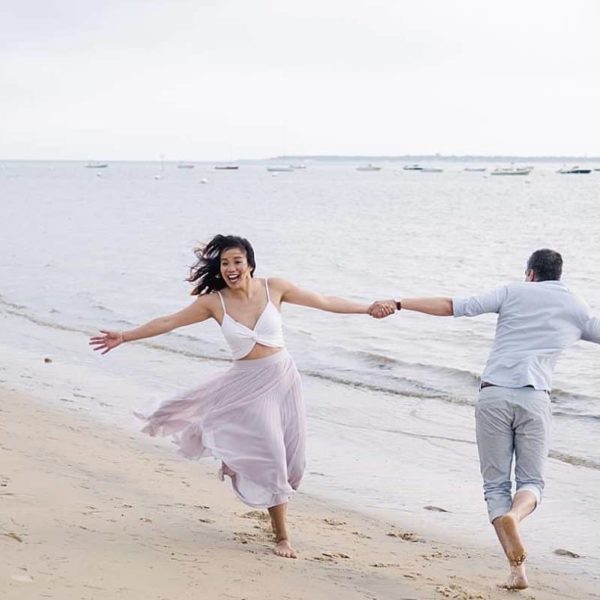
90, 234, 391, 558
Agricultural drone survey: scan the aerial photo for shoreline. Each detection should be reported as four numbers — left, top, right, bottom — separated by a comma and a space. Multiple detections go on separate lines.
1, 386, 597, 599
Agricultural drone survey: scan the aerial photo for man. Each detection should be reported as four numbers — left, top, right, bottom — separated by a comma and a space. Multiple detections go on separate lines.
370, 249, 600, 589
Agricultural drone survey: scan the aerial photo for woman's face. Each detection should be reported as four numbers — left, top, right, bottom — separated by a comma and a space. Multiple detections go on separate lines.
220, 247, 252, 288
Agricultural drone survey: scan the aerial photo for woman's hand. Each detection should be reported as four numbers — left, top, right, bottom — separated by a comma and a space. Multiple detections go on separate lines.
89, 297, 215, 355
89, 330, 125, 355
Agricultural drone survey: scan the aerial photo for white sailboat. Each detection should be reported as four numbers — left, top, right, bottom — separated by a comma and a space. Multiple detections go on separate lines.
356, 164, 382, 171
491, 166, 533, 176
266, 165, 294, 172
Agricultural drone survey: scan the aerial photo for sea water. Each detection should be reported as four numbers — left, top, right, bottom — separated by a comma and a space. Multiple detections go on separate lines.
1, 160, 599, 581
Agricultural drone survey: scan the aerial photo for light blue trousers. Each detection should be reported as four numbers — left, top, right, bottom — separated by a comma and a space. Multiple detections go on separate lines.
475, 386, 552, 522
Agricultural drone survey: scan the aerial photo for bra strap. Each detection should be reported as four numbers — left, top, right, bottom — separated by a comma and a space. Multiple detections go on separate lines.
217, 291, 227, 314
264, 278, 271, 302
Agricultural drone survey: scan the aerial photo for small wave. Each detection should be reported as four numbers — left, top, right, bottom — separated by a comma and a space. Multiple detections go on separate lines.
1, 304, 82, 334
0, 296, 229, 364
310, 346, 600, 421
353, 349, 483, 386
551, 387, 600, 408
141, 340, 229, 364
3, 293, 600, 426
304, 370, 475, 406
315, 413, 475, 445
355, 350, 399, 367
549, 451, 600, 471
0, 294, 27, 311
552, 410, 600, 422
92, 304, 113, 313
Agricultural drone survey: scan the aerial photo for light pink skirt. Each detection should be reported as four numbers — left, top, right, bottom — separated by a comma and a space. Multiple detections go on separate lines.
136, 350, 306, 509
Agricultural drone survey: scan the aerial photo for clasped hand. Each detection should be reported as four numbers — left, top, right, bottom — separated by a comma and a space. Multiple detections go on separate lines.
368, 300, 396, 319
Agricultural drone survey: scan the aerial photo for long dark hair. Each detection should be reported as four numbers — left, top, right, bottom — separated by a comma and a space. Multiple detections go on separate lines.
187, 234, 256, 295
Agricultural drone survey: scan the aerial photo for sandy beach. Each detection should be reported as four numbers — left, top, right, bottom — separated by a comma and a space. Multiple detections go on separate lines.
1, 386, 597, 600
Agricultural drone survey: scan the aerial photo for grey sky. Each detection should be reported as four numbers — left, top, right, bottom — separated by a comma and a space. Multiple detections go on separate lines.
1, 0, 599, 160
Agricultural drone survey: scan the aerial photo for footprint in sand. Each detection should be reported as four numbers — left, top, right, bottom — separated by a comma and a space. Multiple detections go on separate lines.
351, 531, 372, 539
322, 551, 350, 559
11, 568, 33, 583
422, 551, 457, 561
386, 531, 423, 543
323, 518, 347, 527
240, 510, 270, 522
312, 555, 330, 562
435, 583, 486, 599
312, 552, 350, 562
234, 531, 263, 545
312, 555, 335, 563
239, 511, 273, 535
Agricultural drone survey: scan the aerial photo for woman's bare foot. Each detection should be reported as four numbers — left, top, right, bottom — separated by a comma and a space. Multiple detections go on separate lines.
274, 538, 297, 559
500, 564, 529, 590
495, 513, 527, 565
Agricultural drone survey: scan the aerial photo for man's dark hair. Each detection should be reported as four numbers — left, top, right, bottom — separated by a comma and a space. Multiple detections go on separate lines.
526, 249, 563, 281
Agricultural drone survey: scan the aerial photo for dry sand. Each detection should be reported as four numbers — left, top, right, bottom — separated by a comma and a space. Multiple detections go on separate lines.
1, 387, 596, 600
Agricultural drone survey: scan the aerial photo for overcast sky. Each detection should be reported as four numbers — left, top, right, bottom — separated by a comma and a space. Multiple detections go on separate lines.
1, 0, 599, 160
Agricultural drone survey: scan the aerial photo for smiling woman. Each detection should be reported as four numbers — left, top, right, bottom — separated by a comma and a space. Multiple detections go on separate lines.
89, 234, 394, 558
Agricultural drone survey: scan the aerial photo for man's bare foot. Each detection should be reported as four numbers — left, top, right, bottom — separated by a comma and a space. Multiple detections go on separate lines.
274, 538, 297, 559
496, 513, 527, 565
500, 564, 529, 590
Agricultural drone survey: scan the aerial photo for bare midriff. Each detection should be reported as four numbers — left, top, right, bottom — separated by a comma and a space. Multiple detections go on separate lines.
239, 343, 284, 361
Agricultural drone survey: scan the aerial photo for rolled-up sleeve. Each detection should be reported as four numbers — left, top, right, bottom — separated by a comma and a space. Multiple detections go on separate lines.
582, 317, 600, 344
452, 286, 508, 317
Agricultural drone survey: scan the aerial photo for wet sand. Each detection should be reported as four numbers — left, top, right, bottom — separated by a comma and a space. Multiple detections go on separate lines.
1, 387, 597, 600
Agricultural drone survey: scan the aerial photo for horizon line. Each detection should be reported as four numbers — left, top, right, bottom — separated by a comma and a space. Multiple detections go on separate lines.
2, 154, 600, 163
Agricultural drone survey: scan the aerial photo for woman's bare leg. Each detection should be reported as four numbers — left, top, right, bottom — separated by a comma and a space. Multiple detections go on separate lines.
493, 490, 537, 589
268, 503, 297, 558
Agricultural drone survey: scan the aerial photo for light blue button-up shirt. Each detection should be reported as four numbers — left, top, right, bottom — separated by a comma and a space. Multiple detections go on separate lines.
452, 281, 600, 391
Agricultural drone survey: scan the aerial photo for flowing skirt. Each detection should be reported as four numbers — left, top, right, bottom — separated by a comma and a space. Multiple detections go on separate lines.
136, 350, 306, 508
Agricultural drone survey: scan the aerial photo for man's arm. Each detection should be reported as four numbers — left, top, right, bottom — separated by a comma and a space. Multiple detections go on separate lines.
401, 297, 453, 316
582, 317, 600, 344
450, 286, 508, 317
369, 286, 508, 319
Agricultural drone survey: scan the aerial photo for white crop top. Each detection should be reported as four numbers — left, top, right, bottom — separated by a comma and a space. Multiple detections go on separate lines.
217, 279, 285, 360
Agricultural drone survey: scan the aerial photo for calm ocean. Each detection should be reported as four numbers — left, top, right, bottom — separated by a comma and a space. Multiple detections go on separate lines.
1, 160, 599, 580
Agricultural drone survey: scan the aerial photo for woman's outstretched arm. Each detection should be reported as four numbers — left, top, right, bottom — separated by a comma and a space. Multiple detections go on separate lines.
89, 295, 214, 354
271, 278, 391, 315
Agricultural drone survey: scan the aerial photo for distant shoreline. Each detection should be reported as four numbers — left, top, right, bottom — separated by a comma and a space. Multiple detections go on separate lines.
271, 154, 600, 163
1, 155, 600, 164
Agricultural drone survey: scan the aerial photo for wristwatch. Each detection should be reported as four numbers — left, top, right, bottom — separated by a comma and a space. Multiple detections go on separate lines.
395, 300, 402, 311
